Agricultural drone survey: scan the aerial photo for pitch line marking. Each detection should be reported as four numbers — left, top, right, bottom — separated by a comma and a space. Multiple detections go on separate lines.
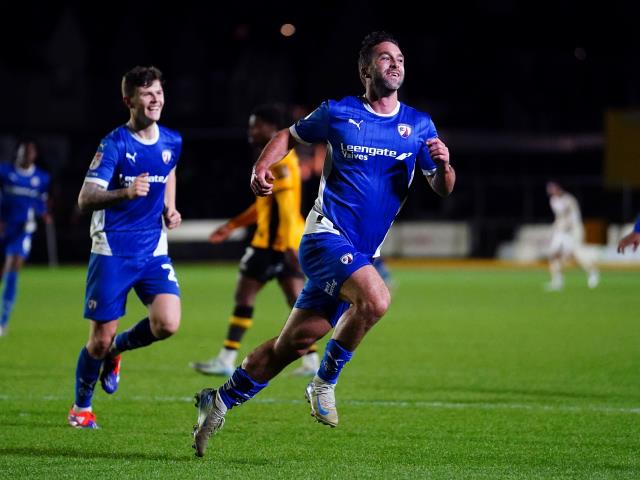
1, 394, 638, 415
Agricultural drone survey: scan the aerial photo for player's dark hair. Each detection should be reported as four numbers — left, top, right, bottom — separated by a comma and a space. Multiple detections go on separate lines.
251, 104, 288, 130
358, 31, 400, 86
121, 66, 164, 98
14, 135, 38, 156
15, 135, 37, 148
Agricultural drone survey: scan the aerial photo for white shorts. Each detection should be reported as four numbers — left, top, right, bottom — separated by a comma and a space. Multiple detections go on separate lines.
549, 231, 582, 257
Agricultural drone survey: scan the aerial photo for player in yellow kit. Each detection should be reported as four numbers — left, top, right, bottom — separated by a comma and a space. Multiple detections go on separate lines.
190, 105, 319, 376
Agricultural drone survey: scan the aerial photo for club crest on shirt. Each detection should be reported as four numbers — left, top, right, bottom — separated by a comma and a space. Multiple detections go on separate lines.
162, 150, 172, 164
397, 124, 412, 138
340, 253, 354, 265
89, 152, 103, 170
30, 176, 40, 187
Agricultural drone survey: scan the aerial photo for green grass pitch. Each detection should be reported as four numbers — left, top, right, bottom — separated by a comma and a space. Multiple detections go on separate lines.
0, 263, 638, 478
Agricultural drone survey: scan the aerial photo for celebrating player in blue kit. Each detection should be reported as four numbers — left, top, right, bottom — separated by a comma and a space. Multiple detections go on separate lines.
68, 66, 183, 429
0, 139, 51, 336
191, 31, 455, 456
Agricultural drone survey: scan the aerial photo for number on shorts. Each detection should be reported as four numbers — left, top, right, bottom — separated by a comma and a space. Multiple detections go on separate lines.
161, 263, 179, 285
22, 236, 32, 255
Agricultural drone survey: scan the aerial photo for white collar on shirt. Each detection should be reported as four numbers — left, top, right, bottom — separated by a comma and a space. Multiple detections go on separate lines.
127, 123, 160, 145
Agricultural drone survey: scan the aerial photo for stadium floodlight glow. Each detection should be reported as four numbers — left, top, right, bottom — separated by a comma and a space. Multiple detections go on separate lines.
280, 23, 296, 37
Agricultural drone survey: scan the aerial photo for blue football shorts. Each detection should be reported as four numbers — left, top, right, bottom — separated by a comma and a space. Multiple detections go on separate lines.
83, 253, 180, 322
2, 223, 32, 259
294, 232, 371, 327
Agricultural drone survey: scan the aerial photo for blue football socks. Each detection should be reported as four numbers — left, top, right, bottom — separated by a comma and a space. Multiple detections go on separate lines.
218, 367, 268, 409
317, 338, 353, 384
74, 347, 103, 408
0, 270, 18, 327
114, 318, 157, 352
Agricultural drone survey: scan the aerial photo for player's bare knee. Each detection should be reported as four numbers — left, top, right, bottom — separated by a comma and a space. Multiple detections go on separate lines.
87, 336, 111, 358
152, 316, 180, 339
157, 323, 179, 338
358, 290, 390, 320
375, 289, 391, 317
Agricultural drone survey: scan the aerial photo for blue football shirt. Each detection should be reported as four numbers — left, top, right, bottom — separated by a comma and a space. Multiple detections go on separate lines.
0, 163, 50, 233
291, 95, 438, 256
84, 123, 182, 257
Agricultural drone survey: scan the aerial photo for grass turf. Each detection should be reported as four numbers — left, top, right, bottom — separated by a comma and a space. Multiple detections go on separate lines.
0, 263, 638, 478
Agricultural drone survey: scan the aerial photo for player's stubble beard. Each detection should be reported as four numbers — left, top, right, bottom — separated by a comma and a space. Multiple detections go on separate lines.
372, 68, 404, 97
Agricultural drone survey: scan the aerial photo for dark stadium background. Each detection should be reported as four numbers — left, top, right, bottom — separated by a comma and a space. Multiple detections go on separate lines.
1, 1, 638, 260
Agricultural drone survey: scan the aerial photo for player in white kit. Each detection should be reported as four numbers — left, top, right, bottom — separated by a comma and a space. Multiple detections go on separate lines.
546, 181, 599, 290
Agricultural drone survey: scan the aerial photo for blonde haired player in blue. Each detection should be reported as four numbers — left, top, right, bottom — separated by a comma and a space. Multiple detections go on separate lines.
191, 31, 455, 457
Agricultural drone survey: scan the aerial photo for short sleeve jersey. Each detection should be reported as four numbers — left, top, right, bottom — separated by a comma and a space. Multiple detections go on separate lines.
550, 193, 582, 235
84, 124, 182, 257
290, 96, 438, 256
0, 163, 50, 232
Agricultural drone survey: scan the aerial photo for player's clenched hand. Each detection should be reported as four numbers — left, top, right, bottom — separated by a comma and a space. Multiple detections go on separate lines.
427, 138, 451, 170
208, 224, 232, 244
617, 231, 640, 254
164, 207, 182, 230
250, 166, 275, 196
127, 172, 150, 199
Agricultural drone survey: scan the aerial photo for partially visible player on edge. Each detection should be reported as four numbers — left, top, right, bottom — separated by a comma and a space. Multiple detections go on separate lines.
546, 181, 599, 291
0, 139, 51, 336
617, 217, 640, 254
190, 104, 319, 377
68, 66, 183, 429
372, 257, 393, 288
190, 31, 455, 457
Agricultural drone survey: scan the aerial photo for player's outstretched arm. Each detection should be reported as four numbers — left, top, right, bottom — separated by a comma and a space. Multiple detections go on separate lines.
251, 129, 297, 197
426, 138, 455, 197
208, 203, 257, 244
617, 231, 640, 254
78, 172, 150, 213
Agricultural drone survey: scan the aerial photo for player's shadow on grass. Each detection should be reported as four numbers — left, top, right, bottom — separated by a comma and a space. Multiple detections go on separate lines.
0, 447, 274, 465
0, 446, 193, 462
